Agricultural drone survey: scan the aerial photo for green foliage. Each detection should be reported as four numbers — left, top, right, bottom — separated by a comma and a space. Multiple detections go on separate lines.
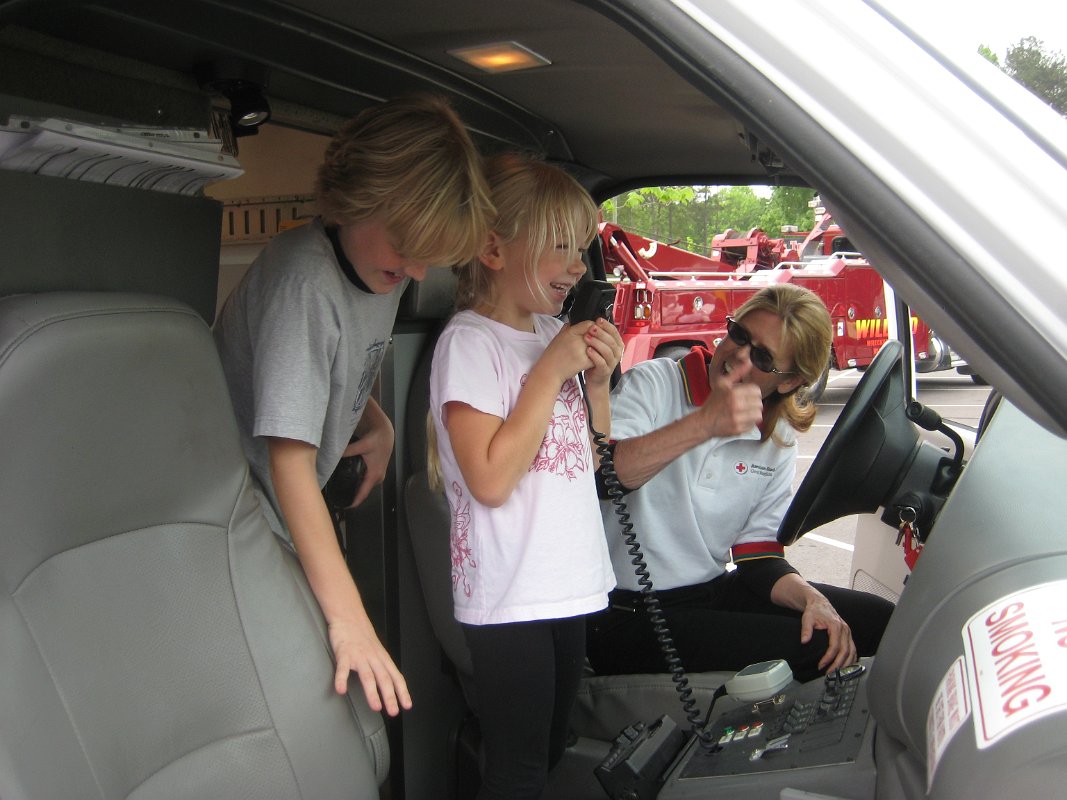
758, 187, 817, 236
603, 185, 815, 256
1001, 36, 1067, 115
977, 44, 999, 66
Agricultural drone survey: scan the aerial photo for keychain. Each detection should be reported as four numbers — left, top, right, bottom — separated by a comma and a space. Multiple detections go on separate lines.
896, 506, 924, 569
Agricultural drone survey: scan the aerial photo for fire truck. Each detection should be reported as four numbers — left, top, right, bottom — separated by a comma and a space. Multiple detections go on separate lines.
601, 213, 953, 400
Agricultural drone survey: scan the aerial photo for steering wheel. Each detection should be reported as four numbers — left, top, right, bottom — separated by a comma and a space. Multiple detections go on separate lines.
778, 340, 921, 545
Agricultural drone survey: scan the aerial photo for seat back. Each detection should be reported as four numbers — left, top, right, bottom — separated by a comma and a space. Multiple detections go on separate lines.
0, 292, 386, 799
403, 315, 478, 707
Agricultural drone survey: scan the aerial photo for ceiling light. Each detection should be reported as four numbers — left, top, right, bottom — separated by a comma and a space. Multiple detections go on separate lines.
448, 41, 551, 74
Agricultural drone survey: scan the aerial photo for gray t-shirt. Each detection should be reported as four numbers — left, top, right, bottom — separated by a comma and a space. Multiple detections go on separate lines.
214, 218, 407, 538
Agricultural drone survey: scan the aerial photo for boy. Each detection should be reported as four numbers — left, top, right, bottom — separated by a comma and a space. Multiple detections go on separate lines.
214, 95, 493, 715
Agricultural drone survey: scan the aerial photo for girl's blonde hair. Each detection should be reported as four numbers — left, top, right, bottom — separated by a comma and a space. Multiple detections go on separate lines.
452, 152, 599, 311
428, 153, 598, 491
316, 94, 494, 268
734, 284, 832, 444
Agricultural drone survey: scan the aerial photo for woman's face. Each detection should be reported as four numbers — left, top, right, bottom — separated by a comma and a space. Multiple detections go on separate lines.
709, 308, 806, 399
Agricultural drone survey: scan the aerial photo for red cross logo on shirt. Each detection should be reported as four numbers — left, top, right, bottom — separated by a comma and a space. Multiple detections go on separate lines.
735, 461, 748, 475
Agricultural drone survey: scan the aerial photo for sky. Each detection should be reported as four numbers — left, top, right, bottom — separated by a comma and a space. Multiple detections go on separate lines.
881, 0, 1067, 61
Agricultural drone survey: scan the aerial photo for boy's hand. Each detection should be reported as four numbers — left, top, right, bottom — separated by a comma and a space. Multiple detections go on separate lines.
329, 617, 413, 716
580, 318, 624, 388
344, 409, 394, 506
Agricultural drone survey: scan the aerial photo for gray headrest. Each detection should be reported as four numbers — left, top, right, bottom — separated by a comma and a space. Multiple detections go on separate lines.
0, 291, 244, 587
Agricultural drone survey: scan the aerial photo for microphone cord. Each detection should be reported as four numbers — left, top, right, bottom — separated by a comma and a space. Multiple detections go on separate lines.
579, 372, 718, 748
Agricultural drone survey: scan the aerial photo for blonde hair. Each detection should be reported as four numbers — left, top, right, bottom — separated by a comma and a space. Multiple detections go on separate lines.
734, 284, 832, 443
316, 94, 494, 267
452, 152, 599, 311
428, 152, 598, 491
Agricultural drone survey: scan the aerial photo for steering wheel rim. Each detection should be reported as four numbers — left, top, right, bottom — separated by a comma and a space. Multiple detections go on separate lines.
778, 339, 919, 545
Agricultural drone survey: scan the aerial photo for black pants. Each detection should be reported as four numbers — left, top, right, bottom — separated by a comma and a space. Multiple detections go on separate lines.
462, 616, 586, 800
586, 571, 894, 683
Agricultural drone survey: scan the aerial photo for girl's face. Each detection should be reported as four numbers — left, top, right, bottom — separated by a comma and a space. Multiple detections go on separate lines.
484, 231, 589, 327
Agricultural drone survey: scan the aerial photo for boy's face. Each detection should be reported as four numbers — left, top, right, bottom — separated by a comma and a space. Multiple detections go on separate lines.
336, 216, 436, 294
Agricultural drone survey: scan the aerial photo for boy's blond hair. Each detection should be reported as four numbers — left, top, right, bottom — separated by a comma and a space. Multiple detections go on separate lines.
316, 94, 494, 267
734, 284, 832, 443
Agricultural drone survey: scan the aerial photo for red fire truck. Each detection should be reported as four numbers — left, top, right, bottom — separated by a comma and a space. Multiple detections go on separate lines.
600, 214, 951, 401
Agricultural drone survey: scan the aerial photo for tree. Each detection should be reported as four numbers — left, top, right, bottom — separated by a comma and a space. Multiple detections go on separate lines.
758, 187, 816, 236
602, 184, 816, 257
981, 37, 1067, 116
977, 45, 998, 66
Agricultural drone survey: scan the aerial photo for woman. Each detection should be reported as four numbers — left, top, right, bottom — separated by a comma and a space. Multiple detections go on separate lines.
588, 283, 894, 683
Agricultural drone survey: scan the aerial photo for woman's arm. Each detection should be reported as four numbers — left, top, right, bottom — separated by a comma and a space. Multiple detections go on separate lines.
769, 572, 857, 672
611, 360, 763, 489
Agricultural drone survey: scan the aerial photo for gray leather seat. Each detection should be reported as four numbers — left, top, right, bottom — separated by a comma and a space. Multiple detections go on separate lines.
0, 292, 387, 799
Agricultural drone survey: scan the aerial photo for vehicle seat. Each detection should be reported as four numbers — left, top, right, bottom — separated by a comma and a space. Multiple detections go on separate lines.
0, 292, 387, 799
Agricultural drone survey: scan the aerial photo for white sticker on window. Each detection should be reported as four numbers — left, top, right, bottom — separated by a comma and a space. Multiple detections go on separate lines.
927, 656, 970, 792
962, 580, 1067, 749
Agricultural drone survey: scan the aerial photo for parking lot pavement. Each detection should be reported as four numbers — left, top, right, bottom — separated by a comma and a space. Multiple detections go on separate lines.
786, 368, 994, 588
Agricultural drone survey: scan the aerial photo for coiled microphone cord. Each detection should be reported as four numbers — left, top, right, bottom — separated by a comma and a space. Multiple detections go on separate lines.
579, 373, 718, 748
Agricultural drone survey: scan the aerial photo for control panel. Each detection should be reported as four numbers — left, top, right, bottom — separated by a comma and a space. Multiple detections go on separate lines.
658, 659, 876, 800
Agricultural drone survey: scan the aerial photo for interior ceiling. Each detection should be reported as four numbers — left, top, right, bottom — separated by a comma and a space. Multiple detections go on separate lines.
0, 0, 789, 194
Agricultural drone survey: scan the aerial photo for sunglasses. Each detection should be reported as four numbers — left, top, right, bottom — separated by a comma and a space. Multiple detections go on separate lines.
725, 316, 796, 375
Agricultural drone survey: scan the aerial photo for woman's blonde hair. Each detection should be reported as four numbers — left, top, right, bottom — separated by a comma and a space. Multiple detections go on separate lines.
735, 284, 832, 443
428, 152, 598, 491
452, 152, 599, 311
316, 94, 494, 268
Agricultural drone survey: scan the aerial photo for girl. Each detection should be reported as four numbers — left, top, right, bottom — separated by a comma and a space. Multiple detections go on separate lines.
429, 153, 624, 799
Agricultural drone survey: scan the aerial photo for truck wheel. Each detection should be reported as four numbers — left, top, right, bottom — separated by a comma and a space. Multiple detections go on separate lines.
802, 359, 831, 404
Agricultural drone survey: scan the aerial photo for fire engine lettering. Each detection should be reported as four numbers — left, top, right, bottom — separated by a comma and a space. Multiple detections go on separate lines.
854, 318, 886, 339
984, 603, 1051, 718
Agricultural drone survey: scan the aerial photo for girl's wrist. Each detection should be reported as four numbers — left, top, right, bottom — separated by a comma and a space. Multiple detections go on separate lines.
530, 357, 569, 388
583, 372, 610, 391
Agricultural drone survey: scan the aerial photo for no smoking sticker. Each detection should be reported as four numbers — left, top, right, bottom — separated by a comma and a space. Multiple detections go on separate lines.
962, 580, 1067, 749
